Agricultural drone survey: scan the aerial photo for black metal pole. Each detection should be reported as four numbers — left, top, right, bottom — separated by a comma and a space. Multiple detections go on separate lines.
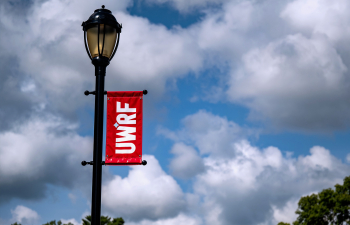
91, 58, 109, 225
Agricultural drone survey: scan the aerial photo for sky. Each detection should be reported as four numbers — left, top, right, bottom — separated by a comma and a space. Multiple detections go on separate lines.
1, 0, 350, 224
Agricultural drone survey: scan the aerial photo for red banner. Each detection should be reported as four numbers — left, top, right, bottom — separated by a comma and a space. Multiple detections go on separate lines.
105, 91, 143, 165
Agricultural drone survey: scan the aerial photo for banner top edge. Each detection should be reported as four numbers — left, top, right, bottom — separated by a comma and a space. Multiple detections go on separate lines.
107, 91, 143, 97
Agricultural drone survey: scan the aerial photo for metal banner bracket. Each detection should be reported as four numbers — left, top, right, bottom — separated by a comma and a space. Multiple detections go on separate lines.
84, 90, 107, 96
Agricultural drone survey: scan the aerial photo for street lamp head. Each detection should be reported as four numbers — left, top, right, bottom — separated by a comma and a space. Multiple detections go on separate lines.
82, 5, 122, 65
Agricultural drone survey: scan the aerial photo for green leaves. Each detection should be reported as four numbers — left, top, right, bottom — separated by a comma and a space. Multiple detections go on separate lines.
10, 216, 123, 225
82, 215, 125, 225
110, 217, 125, 225
11, 220, 70, 225
82, 215, 92, 225
278, 176, 350, 225
42, 220, 73, 225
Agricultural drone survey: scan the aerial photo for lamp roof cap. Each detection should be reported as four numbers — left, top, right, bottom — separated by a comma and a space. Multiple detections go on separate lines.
82, 5, 121, 32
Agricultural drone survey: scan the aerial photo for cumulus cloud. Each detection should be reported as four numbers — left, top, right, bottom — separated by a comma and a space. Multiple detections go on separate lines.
194, 0, 254, 56
142, 0, 350, 132
1, 0, 350, 139
61, 218, 80, 225
145, 0, 228, 12
281, 0, 350, 42
158, 110, 252, 156
4, 0, 350, 134
169, 143, 205, 179
2, 0, 350, 224
10, 205, 39, 225
107, 11, 203, 96
101, 155, 186, 221
0, 0, 205, 127
0, 115, 92, 202
145, 0, 350, 132
125, 213, 202, 225
0, 0, 204, 204
0, 0, 132, 119
271, 198, 299, 224
194, 141, 349, 224
228, 33, 350, 131
161, 111, 350, 225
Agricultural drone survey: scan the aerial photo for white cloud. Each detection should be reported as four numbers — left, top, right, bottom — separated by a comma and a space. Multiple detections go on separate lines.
2, 0, 350, 223
227, 33, 350, 131
158, 110, 251, 156
101, 155, 186, 221
169, 143, 205, 179
0, 0, 205, 121
193, 141, 349, 225
145, 0, 228, 12
299, 146, 334, 170
281, 0, 350, 42
2, 0, 350, 131
271, 198, 299, 224
10, 205, 39, 225
137, 0, 350, 132
195, 0, 254, 55
4, 0, 350, 133
107, 12, 203, 95
347, 153, 350, 163
0, 0, 130, 120
125, 213, 202, 225
61, 218, 80, 225
162, 111, 350, 224
0, 115, 92, 202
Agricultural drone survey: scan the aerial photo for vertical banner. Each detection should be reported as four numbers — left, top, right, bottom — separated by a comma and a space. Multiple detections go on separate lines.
105, 91, 143, 165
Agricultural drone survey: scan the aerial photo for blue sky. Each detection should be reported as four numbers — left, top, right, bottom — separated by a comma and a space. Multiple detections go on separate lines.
1, 0, 350, 224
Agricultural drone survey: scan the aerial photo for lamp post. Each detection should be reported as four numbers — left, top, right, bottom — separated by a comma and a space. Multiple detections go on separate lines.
81, 5, 122, 225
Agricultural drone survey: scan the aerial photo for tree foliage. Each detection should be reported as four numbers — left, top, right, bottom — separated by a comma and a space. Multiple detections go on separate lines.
82, 215, 124, 225
11, 215, 124, 225
278, 176, 350, 225
43, 220, 73, 225
11, 221, 73, 225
